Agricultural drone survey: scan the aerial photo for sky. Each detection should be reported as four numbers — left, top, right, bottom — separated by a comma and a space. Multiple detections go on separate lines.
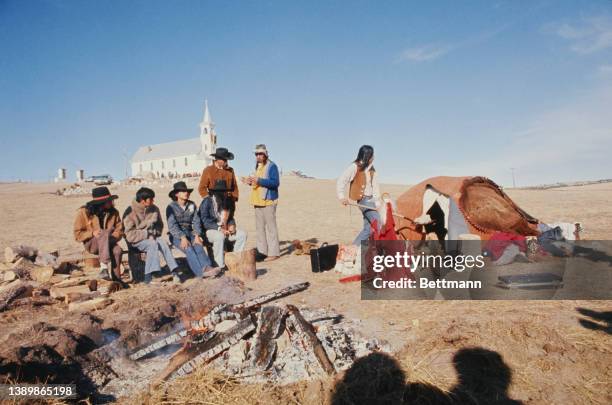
1, 0, 611, 186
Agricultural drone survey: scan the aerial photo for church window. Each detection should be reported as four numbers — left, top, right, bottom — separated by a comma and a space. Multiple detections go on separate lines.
150, 162, 153, 171
185, 157, 188, 166
161, 161, 165, 169
173, 159, 176, 168
139, 164, 143, 173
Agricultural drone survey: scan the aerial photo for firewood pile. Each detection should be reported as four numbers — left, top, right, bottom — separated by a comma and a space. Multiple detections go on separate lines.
0, 244, 121, 313
128, 282, 387, 385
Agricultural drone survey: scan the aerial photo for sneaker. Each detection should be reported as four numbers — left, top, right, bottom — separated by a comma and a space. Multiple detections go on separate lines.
144, 273, 153, 284
202, 266, 222, 279
172, 272, 182, 284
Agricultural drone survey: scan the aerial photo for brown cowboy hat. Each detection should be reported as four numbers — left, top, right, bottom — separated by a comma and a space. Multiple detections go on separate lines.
168, 181, 194, 200
88, 186, 118, 205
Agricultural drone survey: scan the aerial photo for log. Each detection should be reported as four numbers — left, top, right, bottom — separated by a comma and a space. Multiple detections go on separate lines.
286, 305, 336, 376
29, 266, 54, 283
3, 271, 17, 282
129, 329, 191, 361
68, 297, 113, 312
241, 248, 257, 281
251, 305, 286, 370
4, 245, 38, 263
64, 291, 101, 304
7, 296, 56, 310
50, 284, 93, 300
153, 318, 255, 385
0, 283, 33, 312
52, 276, 94, 288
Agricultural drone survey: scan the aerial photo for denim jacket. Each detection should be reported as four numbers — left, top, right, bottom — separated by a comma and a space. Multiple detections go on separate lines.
194, 196, 236, 235
166, 200, 198, 242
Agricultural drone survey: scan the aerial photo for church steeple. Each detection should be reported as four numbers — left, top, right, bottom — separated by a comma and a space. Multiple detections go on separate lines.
199, 99, 217, 154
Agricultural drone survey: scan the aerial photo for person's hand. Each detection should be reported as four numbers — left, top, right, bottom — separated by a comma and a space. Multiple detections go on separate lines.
340, 198, 349, 206
248, 176, 258, 185
180, 237, 191, 250
193, 235, 203, 245
93, 229, 101, 238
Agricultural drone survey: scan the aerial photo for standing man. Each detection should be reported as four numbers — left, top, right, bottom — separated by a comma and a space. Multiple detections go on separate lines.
123, 187, 180, 284
73, 186, 126, 286
242, 144, 280, 262
198, 147, 239, 202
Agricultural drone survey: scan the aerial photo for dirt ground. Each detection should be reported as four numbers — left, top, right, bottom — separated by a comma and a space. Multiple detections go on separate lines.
0, 178, 611, 404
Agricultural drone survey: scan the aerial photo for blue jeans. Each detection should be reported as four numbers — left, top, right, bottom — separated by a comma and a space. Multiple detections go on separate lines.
133, 238, 178, 275
353, 196, 381, 245
171, 235, 212, 278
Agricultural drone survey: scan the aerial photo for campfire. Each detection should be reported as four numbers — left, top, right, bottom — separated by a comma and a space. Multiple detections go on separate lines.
128, 282, 387, 385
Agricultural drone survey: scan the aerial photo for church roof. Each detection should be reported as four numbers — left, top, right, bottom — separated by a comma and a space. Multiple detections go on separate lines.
131, 137, 204, 162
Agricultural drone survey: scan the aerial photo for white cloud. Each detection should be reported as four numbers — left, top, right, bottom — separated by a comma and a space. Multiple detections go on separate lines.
549, 15, 612, 54
397, 44, 451, 62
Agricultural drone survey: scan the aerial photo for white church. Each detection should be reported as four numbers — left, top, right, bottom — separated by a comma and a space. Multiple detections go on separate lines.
131, 101, 218, 178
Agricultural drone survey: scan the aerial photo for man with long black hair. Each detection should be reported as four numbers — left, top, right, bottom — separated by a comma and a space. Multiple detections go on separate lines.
195, 180, 247, 268
337, 145, 382, 245
73, 186, 125, 285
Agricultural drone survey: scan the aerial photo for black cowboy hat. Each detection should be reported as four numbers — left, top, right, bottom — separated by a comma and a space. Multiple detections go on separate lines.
88, 186, 118, 205
168, 181, 194, 199
210, 147, 235, 161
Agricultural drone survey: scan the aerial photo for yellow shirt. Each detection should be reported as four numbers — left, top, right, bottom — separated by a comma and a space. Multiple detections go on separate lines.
250, 163, 276, 206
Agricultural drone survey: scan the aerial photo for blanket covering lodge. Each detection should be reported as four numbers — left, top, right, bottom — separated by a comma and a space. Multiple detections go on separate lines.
395, 176, 539, 241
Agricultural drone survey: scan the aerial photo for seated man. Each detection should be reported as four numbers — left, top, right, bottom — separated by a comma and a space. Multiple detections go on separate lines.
73, 186, 126, 287
124, 187, 180, 284
166, 181, 221, 279
195, 180, 247, 268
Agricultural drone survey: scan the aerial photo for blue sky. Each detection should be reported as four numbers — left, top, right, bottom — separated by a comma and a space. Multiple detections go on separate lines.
1, 0, 611, 186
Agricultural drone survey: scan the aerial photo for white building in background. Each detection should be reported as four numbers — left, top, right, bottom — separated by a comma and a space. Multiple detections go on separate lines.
131, 101, 218, 178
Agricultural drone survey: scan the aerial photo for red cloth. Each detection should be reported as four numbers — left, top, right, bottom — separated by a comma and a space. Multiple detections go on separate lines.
370, 203, 398, 241
484, 231, 527, 261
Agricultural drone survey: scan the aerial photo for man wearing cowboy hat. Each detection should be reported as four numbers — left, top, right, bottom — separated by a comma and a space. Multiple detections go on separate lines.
166, 181, 221, 279
242, 144, 281, 262
73, 186, 125, 284
198, 147, 239, 202
194, 180, 247, 268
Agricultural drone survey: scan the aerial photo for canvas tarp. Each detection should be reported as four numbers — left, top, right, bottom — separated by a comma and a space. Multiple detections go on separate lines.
396, 176, 539, 241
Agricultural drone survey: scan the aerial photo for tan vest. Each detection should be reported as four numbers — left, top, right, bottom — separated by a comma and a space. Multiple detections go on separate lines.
349, 167, 375, 201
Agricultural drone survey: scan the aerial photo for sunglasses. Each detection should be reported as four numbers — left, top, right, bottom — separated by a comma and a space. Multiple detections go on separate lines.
255, 152, 266, 156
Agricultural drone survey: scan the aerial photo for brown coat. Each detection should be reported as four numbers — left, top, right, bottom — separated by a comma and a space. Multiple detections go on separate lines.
349, 167, 375, 201
73, 206, 123, 243
198, 164, 239, 201
123, 200, 164, 244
